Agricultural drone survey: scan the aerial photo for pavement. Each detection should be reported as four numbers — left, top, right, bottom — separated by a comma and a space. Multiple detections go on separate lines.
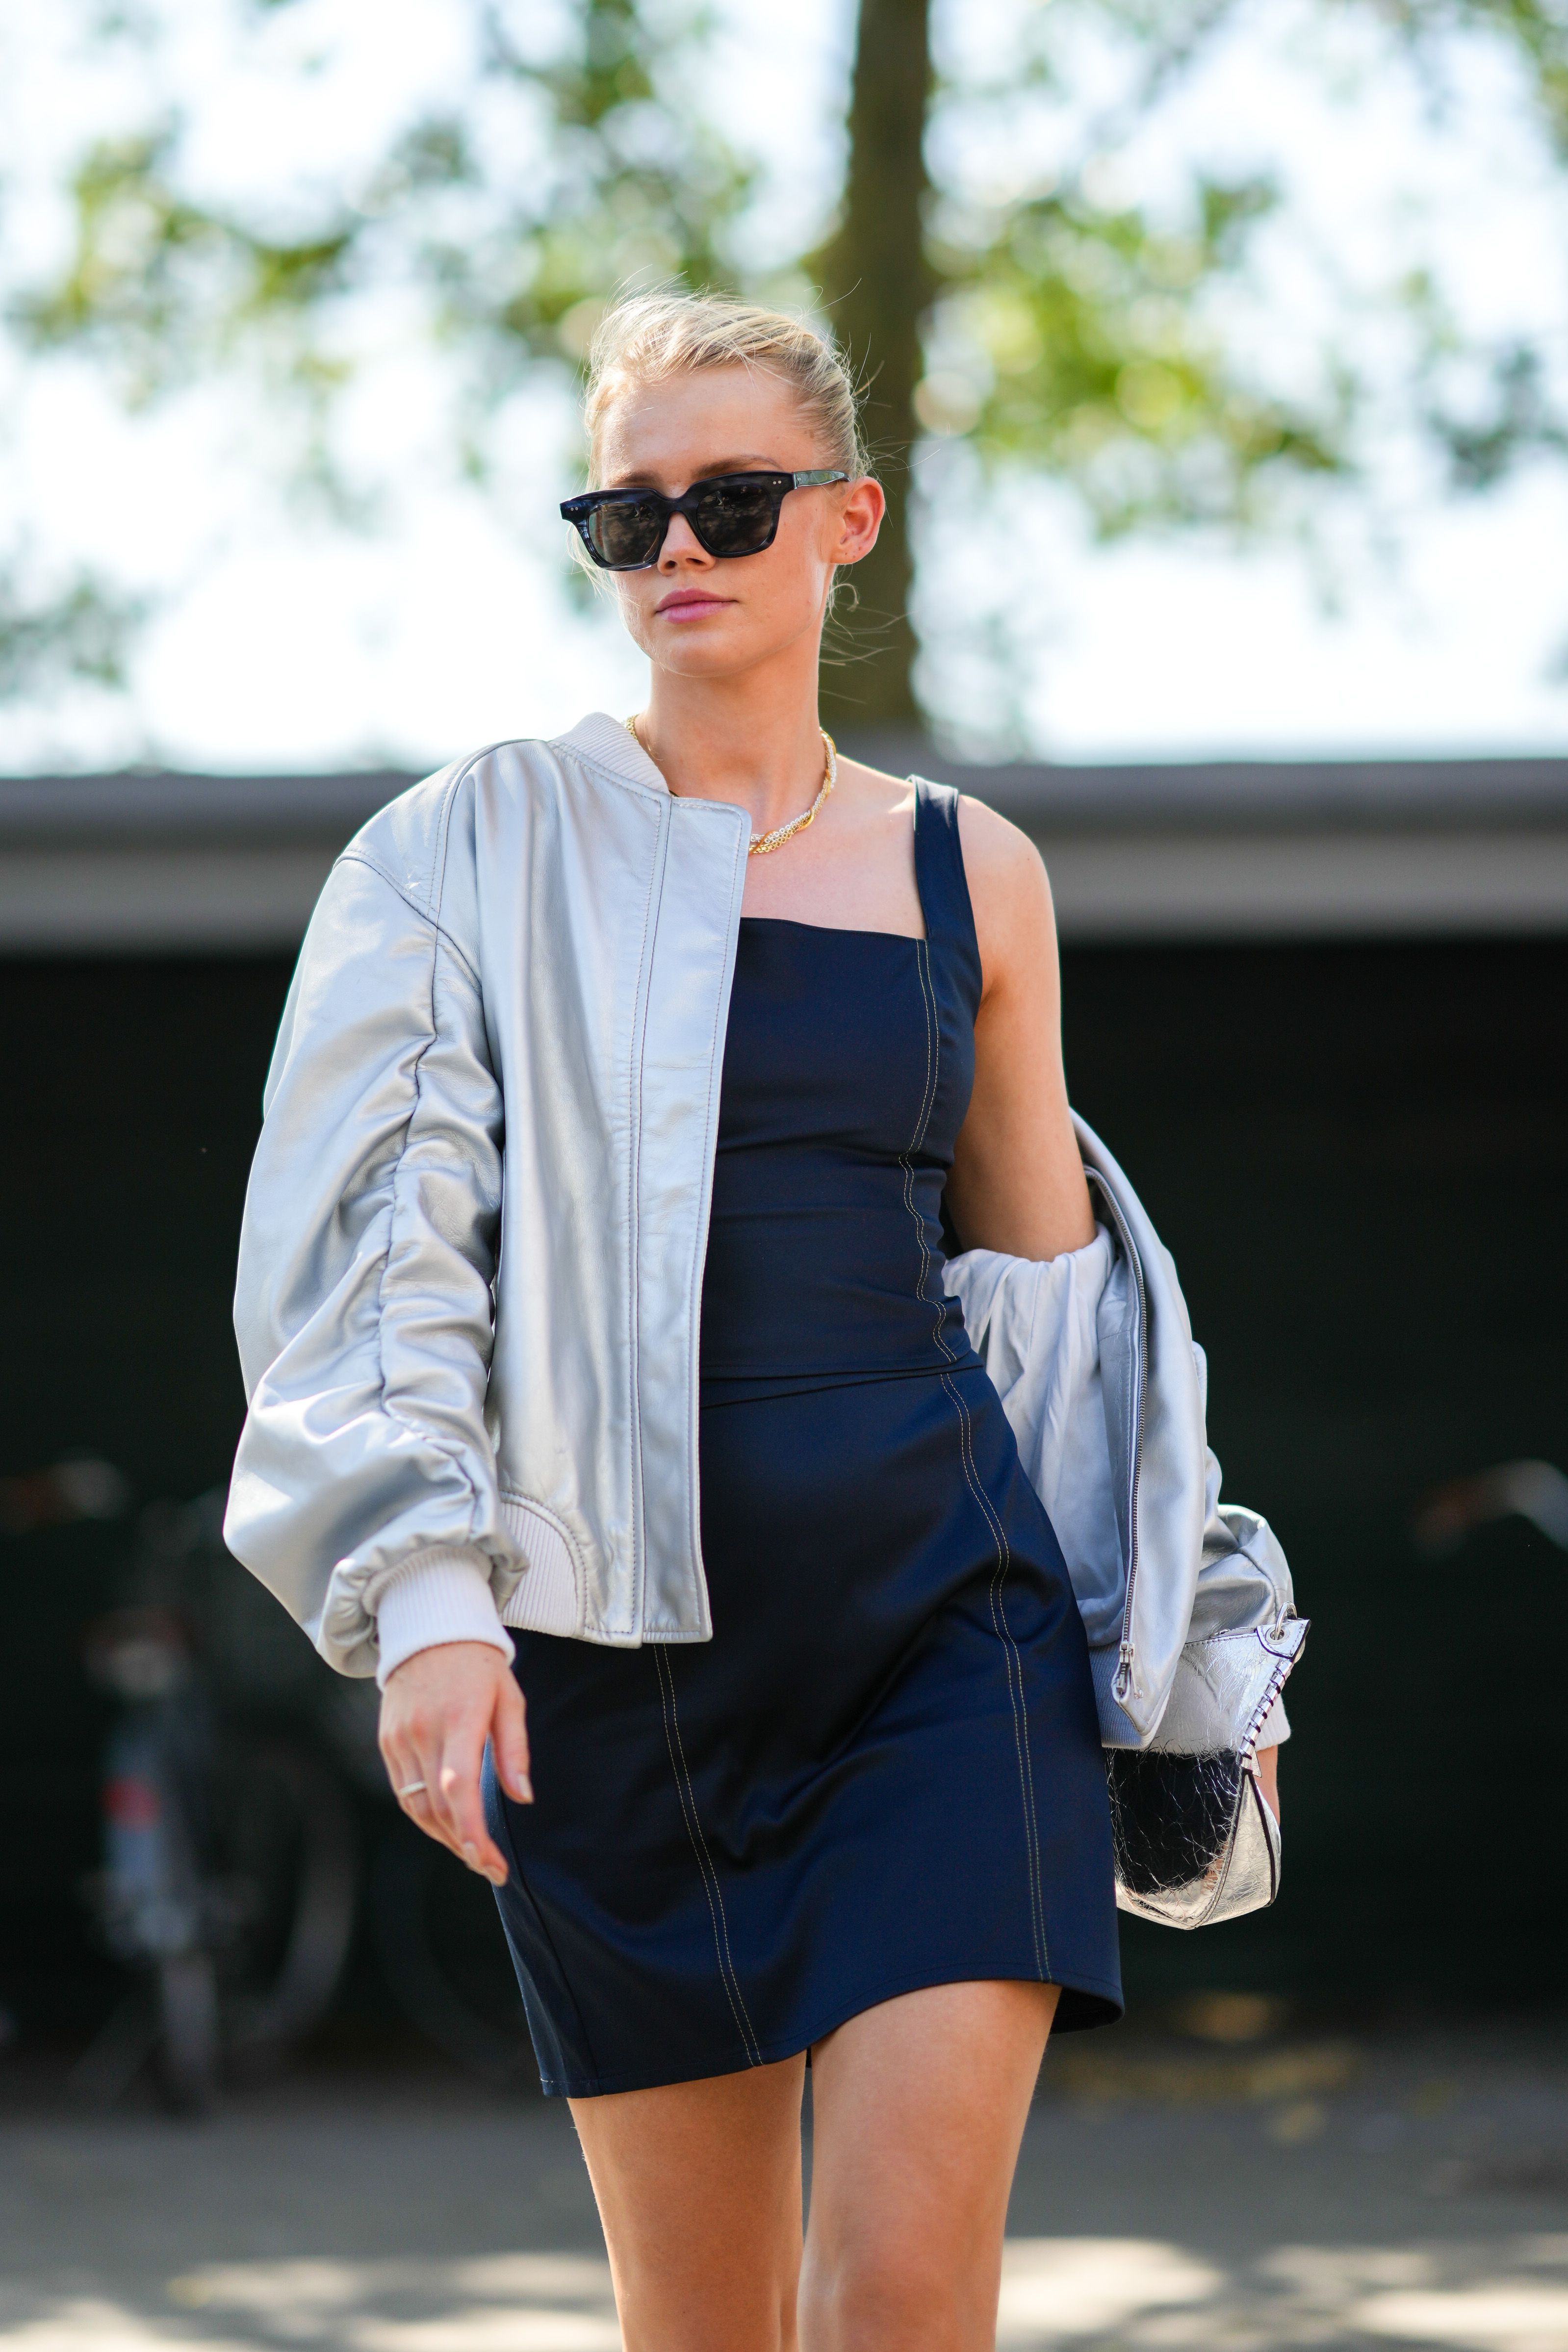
2, 2017, 1567, 2350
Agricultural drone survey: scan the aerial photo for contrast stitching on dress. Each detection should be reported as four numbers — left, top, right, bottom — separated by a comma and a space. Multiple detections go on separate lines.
938, 1362, 1047, 1975
652, 1644, 763, 2066
900, 898, 1050, 1975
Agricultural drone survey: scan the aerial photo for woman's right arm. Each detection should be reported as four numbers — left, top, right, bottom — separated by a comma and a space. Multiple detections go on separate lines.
225, 838, 530, 1876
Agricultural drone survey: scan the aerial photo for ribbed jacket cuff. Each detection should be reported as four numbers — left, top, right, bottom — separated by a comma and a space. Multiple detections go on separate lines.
374, 1549, 516, 1689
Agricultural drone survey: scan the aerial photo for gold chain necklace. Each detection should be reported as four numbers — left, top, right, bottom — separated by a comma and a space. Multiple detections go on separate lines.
625, 715, 837, 857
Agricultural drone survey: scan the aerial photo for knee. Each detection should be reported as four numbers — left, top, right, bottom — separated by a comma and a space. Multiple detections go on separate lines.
806, 2239, 980, 2352
616, 2268, 797, 2352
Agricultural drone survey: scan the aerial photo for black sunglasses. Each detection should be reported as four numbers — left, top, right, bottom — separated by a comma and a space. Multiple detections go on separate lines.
561, 469, 848, 571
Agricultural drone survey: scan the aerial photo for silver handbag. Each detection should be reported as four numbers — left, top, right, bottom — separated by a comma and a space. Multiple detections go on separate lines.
1106, 1742, 1282, 1929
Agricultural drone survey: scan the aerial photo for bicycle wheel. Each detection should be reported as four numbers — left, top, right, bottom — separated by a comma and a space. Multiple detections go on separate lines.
215, 1733, 359, 2069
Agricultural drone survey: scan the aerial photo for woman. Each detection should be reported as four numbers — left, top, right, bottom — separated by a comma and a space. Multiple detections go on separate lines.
228, 293, 1286, 2352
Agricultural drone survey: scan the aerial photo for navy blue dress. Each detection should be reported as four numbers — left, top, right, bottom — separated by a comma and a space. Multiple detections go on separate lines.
487, 782, 1121, 2095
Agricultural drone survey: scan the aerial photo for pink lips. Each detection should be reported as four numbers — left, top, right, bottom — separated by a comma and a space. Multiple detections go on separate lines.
655, 591, 729, 621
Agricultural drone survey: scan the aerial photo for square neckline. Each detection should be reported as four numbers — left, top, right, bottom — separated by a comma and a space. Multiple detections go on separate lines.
739, 914, 925, 944
737, 793, 927, 945
731, 781, 978, 969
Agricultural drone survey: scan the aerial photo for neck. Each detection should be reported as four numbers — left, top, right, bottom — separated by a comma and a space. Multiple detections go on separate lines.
637, 637, 827, 832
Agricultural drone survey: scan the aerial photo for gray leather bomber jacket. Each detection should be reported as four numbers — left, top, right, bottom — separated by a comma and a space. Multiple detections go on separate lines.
226, 714, 1304, 1753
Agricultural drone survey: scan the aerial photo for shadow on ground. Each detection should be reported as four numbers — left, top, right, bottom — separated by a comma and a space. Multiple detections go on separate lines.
3, 2020, 1567, 2349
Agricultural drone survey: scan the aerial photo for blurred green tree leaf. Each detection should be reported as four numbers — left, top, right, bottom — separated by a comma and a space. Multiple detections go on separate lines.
825, 0, 1568, 718
12, 3, 750, 429
16, 127, 356, 408
0, 564, 147, 701
8, 0, 1568, 725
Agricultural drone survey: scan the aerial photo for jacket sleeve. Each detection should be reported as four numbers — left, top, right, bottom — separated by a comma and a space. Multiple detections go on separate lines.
942, 1227, 1127, 1646
1181, 1348, 1297, 1747
224, 845, 521, 1680
947, 1216, 1304, 1754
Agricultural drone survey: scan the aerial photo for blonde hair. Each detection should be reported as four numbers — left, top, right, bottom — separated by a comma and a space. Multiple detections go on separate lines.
582, 290, 871, 486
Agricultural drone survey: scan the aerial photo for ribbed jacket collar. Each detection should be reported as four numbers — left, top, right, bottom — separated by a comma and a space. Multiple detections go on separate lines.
555, 710, 668, 796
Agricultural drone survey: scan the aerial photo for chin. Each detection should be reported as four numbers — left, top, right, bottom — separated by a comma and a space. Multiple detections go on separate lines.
655, 631, 768, 678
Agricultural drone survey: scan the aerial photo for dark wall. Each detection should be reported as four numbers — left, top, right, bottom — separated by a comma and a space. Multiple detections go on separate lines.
5, 958, 296, 2027
1061, 938, 1568, 2005
3, 939, 1565, 2026
9, 959, 289, 1485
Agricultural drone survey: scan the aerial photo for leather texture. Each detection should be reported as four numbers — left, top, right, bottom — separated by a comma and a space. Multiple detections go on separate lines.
943, 1122, 1306, 1758
227, 715, 748, 1674
226, 716, 1306, 1836
1106, 1748, 1282, 1927
946, 1138, 1305, 1927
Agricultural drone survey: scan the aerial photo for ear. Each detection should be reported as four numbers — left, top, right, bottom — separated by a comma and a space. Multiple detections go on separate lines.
829, 476, 885, 567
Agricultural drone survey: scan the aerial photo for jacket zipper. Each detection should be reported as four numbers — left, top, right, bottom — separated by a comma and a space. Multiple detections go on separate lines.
1090, 1171, 1149, 1708
624, 793, 674, 1635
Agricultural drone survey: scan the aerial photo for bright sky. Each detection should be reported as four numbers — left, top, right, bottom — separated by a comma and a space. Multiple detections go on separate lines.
2, 0, 1568, 774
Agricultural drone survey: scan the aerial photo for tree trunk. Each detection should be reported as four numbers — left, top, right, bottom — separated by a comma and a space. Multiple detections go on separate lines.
817, 0, 932, 731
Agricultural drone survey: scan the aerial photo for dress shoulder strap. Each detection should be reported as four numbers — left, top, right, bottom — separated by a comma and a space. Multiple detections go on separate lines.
911, 778, 982, 1008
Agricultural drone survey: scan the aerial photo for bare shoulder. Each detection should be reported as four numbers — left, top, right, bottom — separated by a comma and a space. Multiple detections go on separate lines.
954, 792, 1050, 899
954, 793, 1056, 991
835, 753, 917, 818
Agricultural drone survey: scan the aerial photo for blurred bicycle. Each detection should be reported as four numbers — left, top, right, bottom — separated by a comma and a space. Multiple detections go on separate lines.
76, 1599, 358, 2112
7, 1461, 536, 2105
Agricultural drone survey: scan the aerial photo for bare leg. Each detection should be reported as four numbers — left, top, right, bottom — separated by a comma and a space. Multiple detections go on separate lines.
570, 2054, 807, 2352
800, 1979, 1059, 2352
569, 1979, 1054, 2352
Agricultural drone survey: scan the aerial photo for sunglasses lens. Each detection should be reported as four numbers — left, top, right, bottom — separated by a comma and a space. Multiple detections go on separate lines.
693, 478, 782, 557
588, 497, 666, 568
578, 475, 788, 566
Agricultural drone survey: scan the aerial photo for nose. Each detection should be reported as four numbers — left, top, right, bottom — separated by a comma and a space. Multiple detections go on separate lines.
657, 510, 710, 568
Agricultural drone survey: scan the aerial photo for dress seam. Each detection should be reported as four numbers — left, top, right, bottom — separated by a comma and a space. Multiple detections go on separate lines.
652, 1643, 764, 2067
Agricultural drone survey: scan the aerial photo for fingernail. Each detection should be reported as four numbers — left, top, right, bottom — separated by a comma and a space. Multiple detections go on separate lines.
514, 1772, 534, 1804
462, 1842, 479, 1868
485, 1865, 508, 1887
